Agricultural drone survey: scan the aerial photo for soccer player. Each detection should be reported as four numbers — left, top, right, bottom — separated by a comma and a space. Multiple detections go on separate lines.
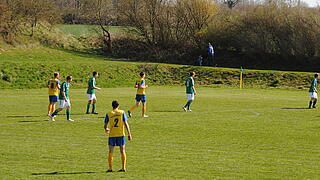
86, 71, 101, 114
183, 72, 197, 111
308, 73, 319, 109
50, 76, 74, 122
47, 72, 60, 116
104, 101, 132, 172
128, 72, 148, 118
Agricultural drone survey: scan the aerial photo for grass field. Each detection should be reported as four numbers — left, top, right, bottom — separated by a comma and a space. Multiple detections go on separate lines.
55, 24, 125, 37
1, 87, 320, 179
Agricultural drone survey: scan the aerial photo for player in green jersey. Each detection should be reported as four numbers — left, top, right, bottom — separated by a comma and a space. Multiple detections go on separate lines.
86, 72, 101, 114
183, 72, 197, 111
308, 74, 319, 109
50, 76, 74, 121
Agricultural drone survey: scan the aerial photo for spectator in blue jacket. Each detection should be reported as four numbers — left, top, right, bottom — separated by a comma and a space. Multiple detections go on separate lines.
208, 43, 215, 66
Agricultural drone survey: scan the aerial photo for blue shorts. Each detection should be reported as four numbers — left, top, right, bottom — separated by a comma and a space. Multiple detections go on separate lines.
49, 96, 58, 103
135, 95, 146, 103
108, 136, 126, 146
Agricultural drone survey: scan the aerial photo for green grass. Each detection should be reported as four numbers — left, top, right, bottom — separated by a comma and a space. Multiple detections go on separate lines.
1, 87, 320, 179
55, 24, 125, 37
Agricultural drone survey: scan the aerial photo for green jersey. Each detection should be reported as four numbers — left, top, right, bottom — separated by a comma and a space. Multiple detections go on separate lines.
59, 82, 70, 100
87, 77, 96, 94
309, 78, 317, 92
186, 77, 195, 94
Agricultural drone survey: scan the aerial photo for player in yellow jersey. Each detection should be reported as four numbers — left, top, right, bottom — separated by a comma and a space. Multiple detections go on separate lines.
104, 101, 132, 172
47, 72, 60, 116
128, 72, 149, 117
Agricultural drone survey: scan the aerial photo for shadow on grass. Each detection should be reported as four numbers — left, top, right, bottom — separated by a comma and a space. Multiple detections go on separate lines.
18, 120, 49, 123
5, 115, 43, 118
32, 171, 100, 175
281, 107, 309, 110
153, 110, 181, 112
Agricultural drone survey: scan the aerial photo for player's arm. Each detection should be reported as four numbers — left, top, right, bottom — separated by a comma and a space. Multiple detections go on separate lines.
192, 86, 197, 95
62, 85, 67, 101
123, 113, 132, 140
124, 121, 132, 140
138, 80, 148, 89
104, 115, 110, 134
93, 86, 101, 90
56, 81, 61, 89
91, 80, 101, 90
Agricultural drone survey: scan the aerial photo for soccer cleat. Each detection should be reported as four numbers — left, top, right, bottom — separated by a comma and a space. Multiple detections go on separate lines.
91, 112, 98, 114
143, 114, 149, 118
313, 106, 317, 109
188, 109, 192, 112
118, 169, 126, 172
50, 116, 55, 122
183, 107, 187, 112
86, 112, 90, 114
67, 119, 74, 122
128, 110, 132, 117
106, 170, 113, 173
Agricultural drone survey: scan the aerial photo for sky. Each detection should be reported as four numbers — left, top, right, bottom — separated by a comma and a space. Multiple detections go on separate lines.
303, 0, 319, 6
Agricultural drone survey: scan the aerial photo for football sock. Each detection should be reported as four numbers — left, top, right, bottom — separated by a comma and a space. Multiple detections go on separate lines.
184, 101, 189, 108
121, 152, 127, 170
86, 104, 91, 113
313, 99, 317, 107
108, 152, 113, 170
48, 104, 51, 114
51, 104, 55, 114
92, 103, 96, 113
187, 100, 193, 110
309, 101, 313, 108
51, 109, 59, 117
66, 109, 70, 120
142, 105, 146, 116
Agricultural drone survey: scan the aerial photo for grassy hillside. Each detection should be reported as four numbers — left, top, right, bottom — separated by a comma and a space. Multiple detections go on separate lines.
0, 47, 315, 89
55, 25, 125, 37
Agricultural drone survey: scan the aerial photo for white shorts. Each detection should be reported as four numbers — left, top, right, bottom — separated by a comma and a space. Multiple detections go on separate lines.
87, 94, 96, 101
58, 99, 71, 108
186, 94, 195, 101
310, 92, 318, 99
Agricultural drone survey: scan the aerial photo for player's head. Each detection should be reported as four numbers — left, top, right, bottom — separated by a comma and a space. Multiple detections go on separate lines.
112, 100, 119, 109
93, 71, 99, 78
140, 72, 145, 78
190, 72, 195, 77
54, 72, 60, 79
314, 74, 318, 78
66, 75, 72, 82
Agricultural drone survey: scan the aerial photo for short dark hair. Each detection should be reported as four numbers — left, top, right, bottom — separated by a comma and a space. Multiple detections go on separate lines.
315, 74, 318, 78
112, 101, 119, 109
67, 76, 72, 80
93, 72, 98, 76
140, 72, 145, 77
190, 72, 195, 76
54, 72, 59, 78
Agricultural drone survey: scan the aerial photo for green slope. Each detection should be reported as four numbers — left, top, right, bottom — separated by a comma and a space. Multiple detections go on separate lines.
0, 47, 315, 89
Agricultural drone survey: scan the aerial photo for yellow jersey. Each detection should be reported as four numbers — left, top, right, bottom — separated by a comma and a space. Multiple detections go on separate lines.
136, 78, 146, 95
105, 109, 128, 137
48, 78, 60, 96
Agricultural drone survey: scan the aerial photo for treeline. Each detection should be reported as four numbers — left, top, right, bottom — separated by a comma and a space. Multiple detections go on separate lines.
1, 0, 320, 71
0, 0, 60, 42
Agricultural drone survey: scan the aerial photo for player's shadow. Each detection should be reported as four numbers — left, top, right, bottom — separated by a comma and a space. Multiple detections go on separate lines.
18, 120, 49, 123
5, 115, 43, 118
153, 110, 181, 112
281, 107, 309, 110
32, 171, 100, 175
